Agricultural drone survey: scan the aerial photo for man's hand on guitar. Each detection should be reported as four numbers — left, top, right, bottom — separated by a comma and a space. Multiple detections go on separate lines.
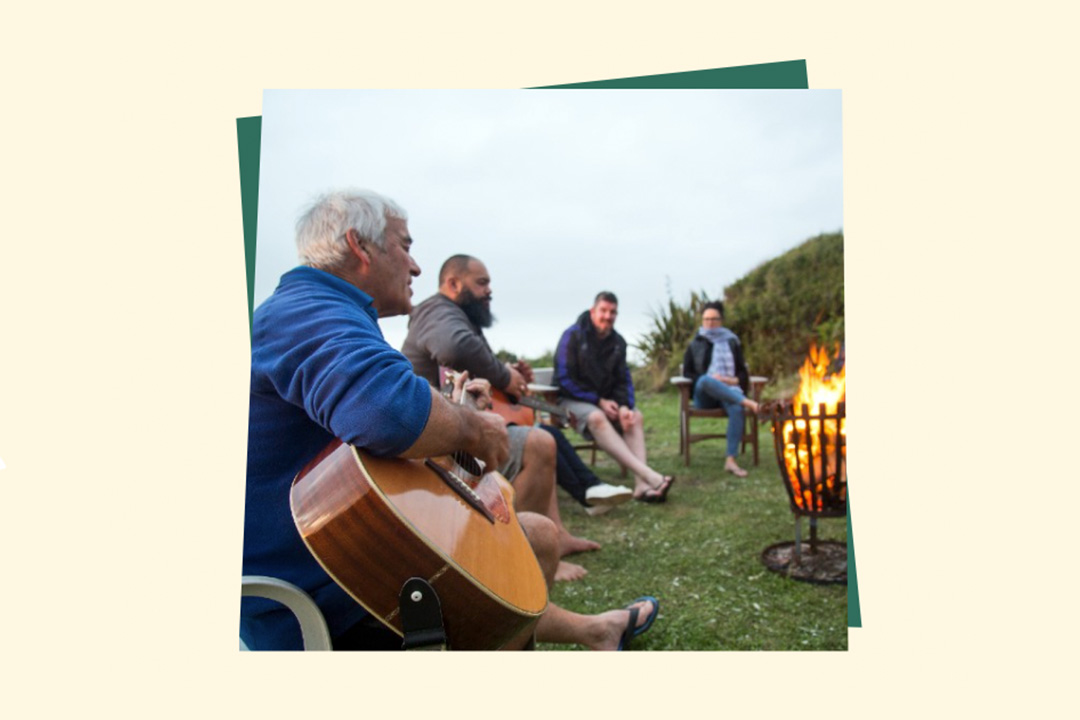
468, 410, 510, 471
505, 365, 530, 398
450, 370, 494, 411
465, 380, 494, 411
512, 360, 534, 384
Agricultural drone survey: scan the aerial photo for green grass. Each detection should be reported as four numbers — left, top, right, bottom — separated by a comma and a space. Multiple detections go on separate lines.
538, 389, 848, 651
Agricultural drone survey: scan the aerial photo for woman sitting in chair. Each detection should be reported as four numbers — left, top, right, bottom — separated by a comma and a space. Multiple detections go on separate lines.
682, 301, 759, 477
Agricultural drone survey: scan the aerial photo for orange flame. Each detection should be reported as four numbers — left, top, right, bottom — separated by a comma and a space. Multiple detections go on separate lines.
781, 343, 846, 512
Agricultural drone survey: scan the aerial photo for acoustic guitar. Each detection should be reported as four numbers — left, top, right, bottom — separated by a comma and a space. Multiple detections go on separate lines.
490, 389, 576, 428
290, 440, 549, 650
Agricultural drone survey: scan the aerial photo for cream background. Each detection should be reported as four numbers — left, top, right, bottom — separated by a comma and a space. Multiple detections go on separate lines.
1, 1, 1076, 717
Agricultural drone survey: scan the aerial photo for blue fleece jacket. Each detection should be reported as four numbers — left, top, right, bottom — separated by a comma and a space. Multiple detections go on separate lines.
241, 266, 432, 650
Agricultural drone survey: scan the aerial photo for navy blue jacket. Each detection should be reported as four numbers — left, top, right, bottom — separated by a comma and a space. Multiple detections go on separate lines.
242, 267, 433, 650
554, 311, 635, 409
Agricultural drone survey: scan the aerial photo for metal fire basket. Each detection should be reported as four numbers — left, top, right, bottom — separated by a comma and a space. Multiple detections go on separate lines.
762, 401, 847, 583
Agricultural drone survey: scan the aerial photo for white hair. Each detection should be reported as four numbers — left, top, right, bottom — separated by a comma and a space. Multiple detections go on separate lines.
294, 189, 408, 271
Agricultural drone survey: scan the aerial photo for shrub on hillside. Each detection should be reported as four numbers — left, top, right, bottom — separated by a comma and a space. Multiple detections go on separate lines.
725, 231, 844, 380
634, 290, 711, 391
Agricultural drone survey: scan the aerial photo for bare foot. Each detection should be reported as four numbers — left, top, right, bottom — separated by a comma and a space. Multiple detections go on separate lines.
560, 532, 601, 556
555, 560, 588, 582
744, 398, 760, 414
725, 458, 748, 477
589, 598, 658, 651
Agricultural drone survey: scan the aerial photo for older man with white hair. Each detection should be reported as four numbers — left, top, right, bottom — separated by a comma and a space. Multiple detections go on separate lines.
241, 189, 659, 651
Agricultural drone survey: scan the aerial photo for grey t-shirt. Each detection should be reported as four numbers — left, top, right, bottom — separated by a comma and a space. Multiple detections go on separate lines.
401, 293, 512, 391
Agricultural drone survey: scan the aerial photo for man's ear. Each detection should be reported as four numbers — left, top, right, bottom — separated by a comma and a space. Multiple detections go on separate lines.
345, 228, 372, 270
442, 273, 462, 297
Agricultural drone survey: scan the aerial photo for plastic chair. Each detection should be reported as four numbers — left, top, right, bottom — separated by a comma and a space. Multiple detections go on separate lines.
240, 575, 333, 651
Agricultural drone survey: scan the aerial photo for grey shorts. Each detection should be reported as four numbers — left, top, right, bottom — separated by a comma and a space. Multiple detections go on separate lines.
497, 425, 530, 482
557, 398, 622, 441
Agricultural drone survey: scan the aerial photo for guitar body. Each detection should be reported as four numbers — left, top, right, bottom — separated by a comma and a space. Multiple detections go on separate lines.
290, 441, 548, 650
491, 389, 536, 426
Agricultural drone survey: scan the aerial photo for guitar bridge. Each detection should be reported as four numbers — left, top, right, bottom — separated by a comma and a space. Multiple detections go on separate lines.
424, 460, 496, 524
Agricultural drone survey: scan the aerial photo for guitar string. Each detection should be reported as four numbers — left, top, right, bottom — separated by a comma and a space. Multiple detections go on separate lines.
449, 369, 486, 478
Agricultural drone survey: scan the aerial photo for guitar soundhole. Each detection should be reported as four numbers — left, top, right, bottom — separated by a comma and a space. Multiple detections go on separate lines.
452, 451, 484, 477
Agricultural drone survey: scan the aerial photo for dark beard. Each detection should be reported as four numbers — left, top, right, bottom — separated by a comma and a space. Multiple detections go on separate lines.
459, 289, 495, 329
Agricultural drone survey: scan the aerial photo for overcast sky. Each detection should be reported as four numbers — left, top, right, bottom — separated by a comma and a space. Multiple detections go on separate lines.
255, 89, 842, 363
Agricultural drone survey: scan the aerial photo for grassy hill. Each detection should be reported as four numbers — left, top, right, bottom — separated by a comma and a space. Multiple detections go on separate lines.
725, 231, 844, 387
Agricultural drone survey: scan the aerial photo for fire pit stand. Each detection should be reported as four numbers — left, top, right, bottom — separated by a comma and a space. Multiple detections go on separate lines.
762, 401, 847, 584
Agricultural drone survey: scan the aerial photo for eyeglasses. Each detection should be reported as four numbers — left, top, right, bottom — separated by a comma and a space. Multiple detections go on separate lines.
702, 315, 723, 323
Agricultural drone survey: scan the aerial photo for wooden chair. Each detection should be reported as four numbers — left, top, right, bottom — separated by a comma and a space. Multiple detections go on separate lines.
670, 371, 767, 467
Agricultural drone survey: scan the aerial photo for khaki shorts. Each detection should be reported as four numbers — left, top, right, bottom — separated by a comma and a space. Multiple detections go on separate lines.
557, 398, 623, 441
497, 425, 530, 482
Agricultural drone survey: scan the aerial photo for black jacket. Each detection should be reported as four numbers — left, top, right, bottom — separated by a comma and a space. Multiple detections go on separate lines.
683, 333, 750, 395
554, 311, 634, 408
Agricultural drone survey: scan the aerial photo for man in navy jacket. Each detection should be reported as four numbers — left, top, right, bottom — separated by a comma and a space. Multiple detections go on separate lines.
554, 292, 674, 503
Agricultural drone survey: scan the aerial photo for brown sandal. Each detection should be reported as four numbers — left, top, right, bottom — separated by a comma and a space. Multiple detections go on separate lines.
634, 489, 665, 504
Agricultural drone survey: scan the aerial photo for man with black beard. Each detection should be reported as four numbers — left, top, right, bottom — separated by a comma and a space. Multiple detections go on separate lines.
403, 256, 633, 581
403, 255, 526, 393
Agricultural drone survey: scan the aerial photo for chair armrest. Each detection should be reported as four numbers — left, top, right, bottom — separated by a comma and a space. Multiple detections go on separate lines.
670, 376, 693, 407
531, 367, 554, 385
527, 383, 558, 394
241, 575, 333, 651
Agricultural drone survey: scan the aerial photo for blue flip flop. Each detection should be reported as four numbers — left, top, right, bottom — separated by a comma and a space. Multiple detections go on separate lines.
617, 596, 660, 650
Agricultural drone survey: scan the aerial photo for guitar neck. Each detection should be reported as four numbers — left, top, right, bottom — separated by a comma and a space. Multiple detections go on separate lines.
512, 394, 569, 419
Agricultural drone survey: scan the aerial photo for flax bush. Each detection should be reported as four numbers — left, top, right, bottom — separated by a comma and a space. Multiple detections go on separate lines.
634, 289, 713, 391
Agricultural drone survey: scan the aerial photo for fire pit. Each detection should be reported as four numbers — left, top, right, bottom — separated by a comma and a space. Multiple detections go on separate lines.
762, 344, 847, 584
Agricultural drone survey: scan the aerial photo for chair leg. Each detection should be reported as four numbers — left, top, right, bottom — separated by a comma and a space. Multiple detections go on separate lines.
680, 412, 686, 465
751, 414, 759, 466
683, 414, 691, 467
741, 415, 747, 456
